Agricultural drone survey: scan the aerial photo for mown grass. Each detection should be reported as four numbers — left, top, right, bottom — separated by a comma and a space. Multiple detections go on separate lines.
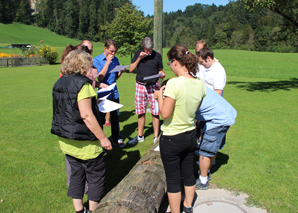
1, 23, 298, 212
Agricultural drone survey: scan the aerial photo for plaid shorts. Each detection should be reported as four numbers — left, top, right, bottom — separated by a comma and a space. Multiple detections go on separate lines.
135, 82, 159, 115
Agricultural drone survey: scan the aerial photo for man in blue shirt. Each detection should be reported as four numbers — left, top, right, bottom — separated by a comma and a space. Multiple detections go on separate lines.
195, 87, 237, 190
93, 39, 126, 147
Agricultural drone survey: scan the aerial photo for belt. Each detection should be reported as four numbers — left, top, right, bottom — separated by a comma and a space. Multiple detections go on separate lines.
137, 81, 156, 86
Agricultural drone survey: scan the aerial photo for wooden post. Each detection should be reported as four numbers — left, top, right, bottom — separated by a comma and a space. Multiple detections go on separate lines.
154, 0, 164, 86
154, 0, 163, 56
94, 141, 166, 213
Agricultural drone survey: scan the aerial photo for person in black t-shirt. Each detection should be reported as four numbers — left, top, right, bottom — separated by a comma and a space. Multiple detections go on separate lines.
128, 37, 165, 145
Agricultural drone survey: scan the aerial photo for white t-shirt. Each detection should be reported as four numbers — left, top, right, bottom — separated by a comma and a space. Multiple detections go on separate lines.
203, 60, 226, 92
196, 58, 219, 81
196, 64, 207, 79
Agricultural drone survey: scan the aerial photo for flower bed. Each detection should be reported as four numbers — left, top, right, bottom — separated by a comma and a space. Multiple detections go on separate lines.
0, 56, 49, 67
0, 45, 58, 67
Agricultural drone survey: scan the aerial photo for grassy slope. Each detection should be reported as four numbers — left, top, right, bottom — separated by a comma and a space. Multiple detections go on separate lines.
0, 22, 106, 60
0, 23, 298, 212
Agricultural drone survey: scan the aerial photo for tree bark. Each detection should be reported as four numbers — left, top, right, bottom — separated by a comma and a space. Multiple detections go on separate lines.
94, 141, 166, 213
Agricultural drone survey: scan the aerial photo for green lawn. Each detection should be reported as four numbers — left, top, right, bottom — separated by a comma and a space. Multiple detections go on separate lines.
0, 23, 298, 212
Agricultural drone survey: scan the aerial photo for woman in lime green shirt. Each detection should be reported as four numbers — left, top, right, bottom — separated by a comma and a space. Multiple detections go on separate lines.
51, 50, 112, 213
154, 45, 206, 213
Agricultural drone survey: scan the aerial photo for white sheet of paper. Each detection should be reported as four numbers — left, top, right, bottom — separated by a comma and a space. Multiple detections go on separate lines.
96, 83, 116, 94
97, 99, 123, 113
143, 73, 162, 80
110, 65, 129, 73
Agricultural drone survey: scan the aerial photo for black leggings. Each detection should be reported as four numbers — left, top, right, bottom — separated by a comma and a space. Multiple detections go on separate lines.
160, 129, 197, 193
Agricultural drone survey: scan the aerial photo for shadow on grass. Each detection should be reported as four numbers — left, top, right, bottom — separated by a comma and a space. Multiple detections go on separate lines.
119, 110, 135, 123
144, 121, 154, 138
227, 78, 298, 92
103, 148, 141, 195
210, 152, 229, 175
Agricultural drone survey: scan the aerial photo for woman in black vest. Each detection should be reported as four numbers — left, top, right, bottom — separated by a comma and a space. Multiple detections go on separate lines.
51, 49, 112, 213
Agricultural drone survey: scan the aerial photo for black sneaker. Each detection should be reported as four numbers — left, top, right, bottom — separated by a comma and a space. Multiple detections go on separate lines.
196, 180, 209, 190
182, 205, 193, 213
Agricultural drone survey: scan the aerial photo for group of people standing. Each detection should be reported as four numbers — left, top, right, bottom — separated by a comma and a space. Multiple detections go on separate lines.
51, 37, 236, 213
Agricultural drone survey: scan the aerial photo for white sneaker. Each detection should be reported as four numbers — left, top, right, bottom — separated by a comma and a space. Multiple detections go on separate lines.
113, 139, 126, 148
128, 135, 144, 145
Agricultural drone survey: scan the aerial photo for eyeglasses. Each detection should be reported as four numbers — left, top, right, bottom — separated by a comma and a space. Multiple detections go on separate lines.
167, 59, 173, 66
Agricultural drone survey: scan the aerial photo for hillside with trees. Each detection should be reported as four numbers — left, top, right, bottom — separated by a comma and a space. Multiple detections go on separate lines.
0, 0, 297, 53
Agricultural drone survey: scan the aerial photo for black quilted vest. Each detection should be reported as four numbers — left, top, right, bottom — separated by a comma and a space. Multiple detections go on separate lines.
51, 74, 101, 141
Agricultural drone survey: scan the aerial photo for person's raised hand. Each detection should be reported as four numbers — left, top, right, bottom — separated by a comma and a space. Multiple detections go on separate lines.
139, 52, 148, 59
106, 54, 114, 62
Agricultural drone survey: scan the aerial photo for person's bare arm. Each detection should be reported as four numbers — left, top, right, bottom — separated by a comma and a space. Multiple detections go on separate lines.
214, 89, 223, 96
129, 52, 148, 73
154, 86, 175, 119
78, 98, 112, 150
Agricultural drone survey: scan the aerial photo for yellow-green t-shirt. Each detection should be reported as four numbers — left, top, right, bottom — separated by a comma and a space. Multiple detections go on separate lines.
161, 76, 206, 136
58, 82, 103, 160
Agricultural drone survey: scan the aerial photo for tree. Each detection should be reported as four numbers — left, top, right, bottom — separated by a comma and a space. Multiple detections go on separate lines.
15, 0, 31, 24
88, 0, 98, 41
64, 0, 78, 38
240, 0, 298, 33
103, 2, 152, 57
78, 0, 90, 39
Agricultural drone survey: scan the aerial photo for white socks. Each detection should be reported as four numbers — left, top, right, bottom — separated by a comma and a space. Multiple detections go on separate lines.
200, 175, 208, 184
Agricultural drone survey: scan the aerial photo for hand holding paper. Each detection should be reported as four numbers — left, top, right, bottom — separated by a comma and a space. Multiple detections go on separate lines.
96, 83, 116, 94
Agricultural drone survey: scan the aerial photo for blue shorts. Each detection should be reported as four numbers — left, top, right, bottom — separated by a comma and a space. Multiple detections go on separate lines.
198, 126, 230, 157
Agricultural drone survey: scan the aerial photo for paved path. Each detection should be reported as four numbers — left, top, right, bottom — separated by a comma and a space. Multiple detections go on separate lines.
191, 188, 266, 213
162, 188, 267, 213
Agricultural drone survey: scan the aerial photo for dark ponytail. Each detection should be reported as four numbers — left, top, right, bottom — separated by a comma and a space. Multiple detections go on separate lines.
167, 44, 199, 76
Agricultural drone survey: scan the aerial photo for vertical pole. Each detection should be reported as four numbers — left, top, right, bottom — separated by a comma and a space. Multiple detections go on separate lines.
154, 0, 163, 86
154, 0, 163, 56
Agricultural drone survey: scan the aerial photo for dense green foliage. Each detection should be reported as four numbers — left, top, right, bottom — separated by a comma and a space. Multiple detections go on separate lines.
35, 0, 130, 41
163, 1, 298, 52
103, 3, 152, 57
241, 0, 298, 34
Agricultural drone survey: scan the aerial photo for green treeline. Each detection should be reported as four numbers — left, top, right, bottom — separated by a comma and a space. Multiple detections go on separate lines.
0, 0, 297, 53
163, 1, 298, 52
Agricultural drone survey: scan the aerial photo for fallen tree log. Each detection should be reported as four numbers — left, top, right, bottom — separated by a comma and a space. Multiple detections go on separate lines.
94, 141, 166, 213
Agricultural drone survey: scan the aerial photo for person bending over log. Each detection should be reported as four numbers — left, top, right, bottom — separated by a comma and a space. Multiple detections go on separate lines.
154, 45, 206, 213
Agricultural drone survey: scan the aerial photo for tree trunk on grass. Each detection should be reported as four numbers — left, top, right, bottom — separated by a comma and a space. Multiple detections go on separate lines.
94, 141, 166, 213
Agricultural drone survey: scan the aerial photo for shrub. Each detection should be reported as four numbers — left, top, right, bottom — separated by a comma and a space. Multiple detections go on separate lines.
278, 45, 296, 53
39, 45, 59, 64
239, 45, 249, 51
214, 42, 224, 49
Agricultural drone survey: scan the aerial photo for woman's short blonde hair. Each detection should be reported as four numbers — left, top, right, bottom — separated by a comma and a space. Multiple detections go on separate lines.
60, 49, 93, 76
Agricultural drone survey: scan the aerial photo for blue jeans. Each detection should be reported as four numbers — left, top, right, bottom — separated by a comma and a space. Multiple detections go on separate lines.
160, 129, 197, 193
99, 98, 121, 142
